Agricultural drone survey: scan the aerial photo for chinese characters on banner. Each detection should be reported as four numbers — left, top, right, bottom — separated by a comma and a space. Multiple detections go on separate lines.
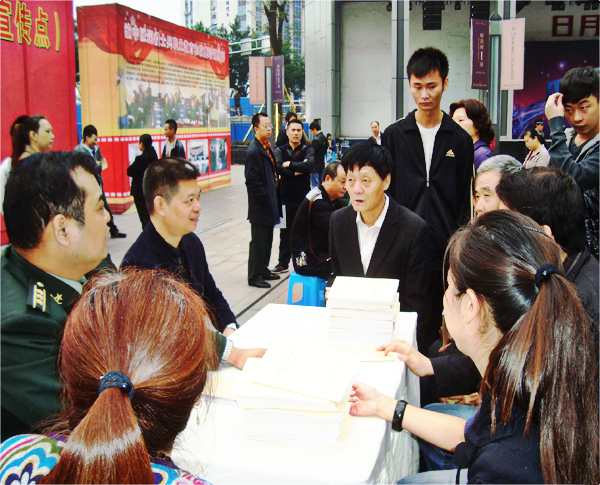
272, 55, 284, 104
501, 18, 526, 90
123, 19, 226, 62
249, 56, 266, 105
471, 19, 489, 89
1, 0, 58, 50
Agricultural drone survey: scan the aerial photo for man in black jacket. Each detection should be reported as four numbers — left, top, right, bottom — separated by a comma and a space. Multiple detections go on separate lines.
383, 47, 474, 348
309, 120, 328, 189
290, 162, 347, 280
326, 141, 432, 352
161, 119, 186, 159
121, 158, 265, 369
271, 119, 313, 274
245, 113, 282, 288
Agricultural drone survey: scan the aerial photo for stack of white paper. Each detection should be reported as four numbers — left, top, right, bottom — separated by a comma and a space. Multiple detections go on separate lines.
327, 276, 400, 344
231, 344, 361, 445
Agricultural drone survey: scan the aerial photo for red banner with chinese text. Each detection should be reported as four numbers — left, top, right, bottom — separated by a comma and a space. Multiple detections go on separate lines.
0, 0, 77, 159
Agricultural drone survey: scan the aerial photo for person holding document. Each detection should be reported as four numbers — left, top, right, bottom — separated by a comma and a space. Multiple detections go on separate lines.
349, 210, 598, 484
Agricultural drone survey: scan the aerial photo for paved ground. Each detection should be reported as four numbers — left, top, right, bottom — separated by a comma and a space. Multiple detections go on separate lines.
108, 165, 290, 325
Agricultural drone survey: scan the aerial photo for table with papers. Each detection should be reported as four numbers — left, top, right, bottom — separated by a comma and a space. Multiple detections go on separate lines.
172, 304, 420, 484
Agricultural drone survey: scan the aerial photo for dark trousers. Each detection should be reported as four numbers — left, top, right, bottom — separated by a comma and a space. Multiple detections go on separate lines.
101, 191, 120, 235
278, 201, 301, 268
96, 174, 119, 235
134, 195, 150, 228
418, 267, 444, 354
248, 223, 274, 283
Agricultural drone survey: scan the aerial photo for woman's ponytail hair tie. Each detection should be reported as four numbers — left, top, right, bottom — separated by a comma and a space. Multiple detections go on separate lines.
534, 263, 560, 290
99, 371, 135, 400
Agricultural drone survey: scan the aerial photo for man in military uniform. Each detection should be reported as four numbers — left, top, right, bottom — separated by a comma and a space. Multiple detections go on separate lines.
1, 151, 110, 441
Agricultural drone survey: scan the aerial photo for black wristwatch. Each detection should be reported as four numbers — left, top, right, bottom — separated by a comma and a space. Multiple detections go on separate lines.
392, 400, 408, 432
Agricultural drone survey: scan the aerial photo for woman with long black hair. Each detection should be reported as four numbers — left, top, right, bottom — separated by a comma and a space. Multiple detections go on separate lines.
350, 210, 598, 484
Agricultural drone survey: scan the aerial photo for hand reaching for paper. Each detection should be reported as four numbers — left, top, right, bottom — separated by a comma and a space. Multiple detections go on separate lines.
228, 347, 266, 369
377, 339, 434, 377
349, 382, 383, 417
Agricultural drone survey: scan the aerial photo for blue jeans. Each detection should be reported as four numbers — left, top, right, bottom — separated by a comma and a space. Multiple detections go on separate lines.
310, 171, 321, 189
418, 403, 478, 472
398, 468, 468, 484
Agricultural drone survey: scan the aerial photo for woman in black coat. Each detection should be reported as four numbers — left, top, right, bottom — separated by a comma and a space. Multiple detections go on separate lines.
127, 134, 157, 228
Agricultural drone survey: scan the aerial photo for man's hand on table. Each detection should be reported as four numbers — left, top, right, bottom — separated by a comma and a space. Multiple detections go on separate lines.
377, 339, 434, 377
227, 347, 266, 369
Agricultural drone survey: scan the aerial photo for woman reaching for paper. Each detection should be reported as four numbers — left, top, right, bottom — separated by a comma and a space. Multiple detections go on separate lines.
349, 210, 598, 484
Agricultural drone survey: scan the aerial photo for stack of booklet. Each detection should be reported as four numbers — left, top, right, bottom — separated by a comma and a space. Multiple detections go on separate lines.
231, 343, 361, 445
326, 276, 400, 345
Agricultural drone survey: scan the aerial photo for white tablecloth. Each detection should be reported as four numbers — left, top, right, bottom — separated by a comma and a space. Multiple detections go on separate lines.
172, 304, 419, 484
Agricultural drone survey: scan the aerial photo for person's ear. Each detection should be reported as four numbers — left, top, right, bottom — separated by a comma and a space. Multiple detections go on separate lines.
541, 224, 555, 241
383, 173, 391, 191
51, 214, 71, 248
154, 196, 167, 217
461, 289, 481, 326
443, 77, 449, 91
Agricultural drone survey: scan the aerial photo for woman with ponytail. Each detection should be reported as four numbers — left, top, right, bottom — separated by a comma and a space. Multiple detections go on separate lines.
349, 210, 599, 484
0, 269, 217, 484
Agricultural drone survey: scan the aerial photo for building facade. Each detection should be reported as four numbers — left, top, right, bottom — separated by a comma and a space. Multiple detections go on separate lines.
183, 0, 305, 56
305, 0, 599, 140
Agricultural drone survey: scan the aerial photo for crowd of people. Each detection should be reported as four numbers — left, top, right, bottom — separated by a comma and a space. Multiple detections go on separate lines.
0, 45, 598, 484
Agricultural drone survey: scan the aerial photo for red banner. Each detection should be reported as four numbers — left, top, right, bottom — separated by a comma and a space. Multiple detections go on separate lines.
0, 0, 77, 160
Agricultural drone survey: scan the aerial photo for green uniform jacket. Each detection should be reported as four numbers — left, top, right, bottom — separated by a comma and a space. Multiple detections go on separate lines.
1, 246, 80, 441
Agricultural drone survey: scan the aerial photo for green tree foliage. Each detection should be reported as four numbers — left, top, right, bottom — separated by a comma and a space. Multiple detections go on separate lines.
281, 39, 305, 98
194, 17, 250, 96
263, 0, 287, 56
227, 16, 251, 96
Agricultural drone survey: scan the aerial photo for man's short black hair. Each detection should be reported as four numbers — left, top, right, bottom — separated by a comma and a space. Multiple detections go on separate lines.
340, 139, 392, 181
323, 161, 341, 181
82, 124, 98, 140
286, 118, 303, 130
251, 112, 268, 129
407, 47, 449, 81
3, 151, 98, 250
559, 66, 599, 105
309, 120, 321, 131
143, 157, 200, 215
496, 167, 586, 255
285, 111, 297, 122
327, 133, 332, 138
165, 119, 178, 133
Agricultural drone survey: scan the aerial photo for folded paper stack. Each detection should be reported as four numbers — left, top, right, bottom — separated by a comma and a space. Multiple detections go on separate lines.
231, 344, 361, 445
326, 276, 400, 345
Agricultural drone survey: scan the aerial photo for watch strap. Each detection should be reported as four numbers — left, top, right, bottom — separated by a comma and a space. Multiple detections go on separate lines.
392, 399, 408, 432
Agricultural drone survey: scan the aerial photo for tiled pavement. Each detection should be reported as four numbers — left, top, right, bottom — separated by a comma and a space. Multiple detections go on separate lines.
107, 164, 290, 325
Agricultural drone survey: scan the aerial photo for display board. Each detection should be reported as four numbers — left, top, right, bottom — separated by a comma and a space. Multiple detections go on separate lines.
78, 4, 231, 212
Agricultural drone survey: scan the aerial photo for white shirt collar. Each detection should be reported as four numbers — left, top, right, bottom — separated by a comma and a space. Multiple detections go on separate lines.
356, 194, 389, 229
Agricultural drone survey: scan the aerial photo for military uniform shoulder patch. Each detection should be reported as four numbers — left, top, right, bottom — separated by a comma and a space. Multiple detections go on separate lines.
26, 280, 50, 315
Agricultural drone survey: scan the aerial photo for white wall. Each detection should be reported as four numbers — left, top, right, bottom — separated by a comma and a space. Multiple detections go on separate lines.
305, 0, 339, 137
406, 3, 480, 115
340, 1, 392, 137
